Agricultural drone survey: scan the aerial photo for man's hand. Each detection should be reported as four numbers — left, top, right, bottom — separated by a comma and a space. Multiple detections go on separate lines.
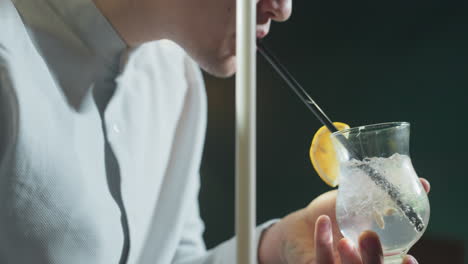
258, 178, 431, 264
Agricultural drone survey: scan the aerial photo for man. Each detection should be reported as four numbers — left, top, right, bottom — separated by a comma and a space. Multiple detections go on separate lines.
0, 0, 429, 263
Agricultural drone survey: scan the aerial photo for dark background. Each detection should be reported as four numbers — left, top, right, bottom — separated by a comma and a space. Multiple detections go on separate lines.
199, 0, 468, 262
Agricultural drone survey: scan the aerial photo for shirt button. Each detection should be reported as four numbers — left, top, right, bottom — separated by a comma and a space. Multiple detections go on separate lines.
112, 123, 121, 134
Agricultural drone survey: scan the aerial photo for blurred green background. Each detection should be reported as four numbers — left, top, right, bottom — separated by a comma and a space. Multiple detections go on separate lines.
199, 0, 467, 262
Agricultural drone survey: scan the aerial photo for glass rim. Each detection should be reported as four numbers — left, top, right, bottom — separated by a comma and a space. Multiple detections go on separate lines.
331, 121, 410, 137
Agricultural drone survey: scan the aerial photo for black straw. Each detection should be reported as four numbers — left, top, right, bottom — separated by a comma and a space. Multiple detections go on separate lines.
257, 41, 425, 232
257, 42, 338, 134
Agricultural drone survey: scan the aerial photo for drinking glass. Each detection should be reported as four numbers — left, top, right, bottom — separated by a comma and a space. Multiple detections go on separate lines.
330, 122, 430, 264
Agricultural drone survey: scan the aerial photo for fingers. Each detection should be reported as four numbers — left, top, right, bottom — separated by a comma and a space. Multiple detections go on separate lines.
402, 255, 419, 264
314, 215, 335, 264
419, 178, 431, 193
338, 238, 362, 264
358, 231, 383, 264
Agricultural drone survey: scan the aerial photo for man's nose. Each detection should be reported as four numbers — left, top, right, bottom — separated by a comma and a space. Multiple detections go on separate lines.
257, 0, 292, 24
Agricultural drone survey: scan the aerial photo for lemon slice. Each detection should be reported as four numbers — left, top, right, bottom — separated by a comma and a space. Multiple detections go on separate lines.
309, 122, 350, 187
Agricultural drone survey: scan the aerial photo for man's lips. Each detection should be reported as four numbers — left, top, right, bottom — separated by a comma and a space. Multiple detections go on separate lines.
229, 30, 269, 55
233, 28, 269, 40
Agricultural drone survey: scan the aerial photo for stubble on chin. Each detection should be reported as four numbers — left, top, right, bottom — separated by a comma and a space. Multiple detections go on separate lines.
215, 35, 237, 77
202, 55, 236, 78
203, 39, 237, 77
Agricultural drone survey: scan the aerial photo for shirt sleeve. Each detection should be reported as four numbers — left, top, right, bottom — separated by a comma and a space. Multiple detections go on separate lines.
171, 172, 279, 264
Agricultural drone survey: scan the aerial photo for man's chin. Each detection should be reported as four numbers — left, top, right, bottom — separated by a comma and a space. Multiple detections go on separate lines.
202, 56, 236, 78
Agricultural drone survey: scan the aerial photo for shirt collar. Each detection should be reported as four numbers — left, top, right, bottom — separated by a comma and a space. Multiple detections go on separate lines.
14, 0, 130, 109
44, 0, 128, 70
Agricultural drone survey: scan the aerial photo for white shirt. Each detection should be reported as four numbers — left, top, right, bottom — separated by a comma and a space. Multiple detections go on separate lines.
0, 0, 275, 263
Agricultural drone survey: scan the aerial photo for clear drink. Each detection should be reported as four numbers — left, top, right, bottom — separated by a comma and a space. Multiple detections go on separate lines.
331, 122, 430, 264
336, 154, 430, 260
